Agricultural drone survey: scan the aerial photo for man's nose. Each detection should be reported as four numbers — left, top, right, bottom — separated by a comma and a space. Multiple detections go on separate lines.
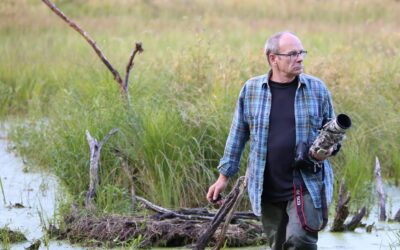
295, 56, 303, 63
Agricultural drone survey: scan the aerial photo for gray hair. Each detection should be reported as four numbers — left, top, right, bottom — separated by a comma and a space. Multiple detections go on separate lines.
264, 31, 296, 65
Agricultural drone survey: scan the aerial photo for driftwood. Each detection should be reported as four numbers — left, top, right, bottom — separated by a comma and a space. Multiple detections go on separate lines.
330, 179, 366, 232
375, 156, 386, 221
84, 129, 119, 209
42, 0, 143, 103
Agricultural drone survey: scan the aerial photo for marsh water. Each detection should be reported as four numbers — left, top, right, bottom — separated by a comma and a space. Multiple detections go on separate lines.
0, 125, 83, 250
1, 124, 399, 250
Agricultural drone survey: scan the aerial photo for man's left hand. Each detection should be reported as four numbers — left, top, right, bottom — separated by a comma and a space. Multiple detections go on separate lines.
310, 147, 333, 161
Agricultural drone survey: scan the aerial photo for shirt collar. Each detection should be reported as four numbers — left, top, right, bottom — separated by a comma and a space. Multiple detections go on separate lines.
262, 70, 307, 88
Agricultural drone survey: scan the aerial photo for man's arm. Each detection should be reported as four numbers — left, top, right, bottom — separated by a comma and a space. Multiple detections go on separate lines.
310, 86, 336, 161
207, 85, 250, 202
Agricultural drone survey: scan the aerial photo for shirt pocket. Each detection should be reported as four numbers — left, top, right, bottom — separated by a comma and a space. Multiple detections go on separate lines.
309, 114, 323, 142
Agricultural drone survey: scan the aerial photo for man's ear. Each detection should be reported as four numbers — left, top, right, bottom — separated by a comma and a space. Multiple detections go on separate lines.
269, 54, 277, 65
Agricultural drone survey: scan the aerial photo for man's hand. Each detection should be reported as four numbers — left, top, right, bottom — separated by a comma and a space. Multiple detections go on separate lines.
207, 174, 229, 206
310, 147, 334, 161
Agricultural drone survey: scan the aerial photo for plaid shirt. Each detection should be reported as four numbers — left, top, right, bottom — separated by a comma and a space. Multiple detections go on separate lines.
218, 72, 335, 216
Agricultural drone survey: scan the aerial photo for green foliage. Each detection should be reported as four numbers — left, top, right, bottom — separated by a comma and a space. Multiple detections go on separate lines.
1, 0, 400, 213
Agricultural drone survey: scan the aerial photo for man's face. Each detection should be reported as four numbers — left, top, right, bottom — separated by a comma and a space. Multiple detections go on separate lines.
271, 34, 305, 78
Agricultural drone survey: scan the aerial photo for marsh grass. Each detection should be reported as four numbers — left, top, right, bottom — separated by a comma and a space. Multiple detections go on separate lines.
2, 0, 400, 213
0, 226, 27, 247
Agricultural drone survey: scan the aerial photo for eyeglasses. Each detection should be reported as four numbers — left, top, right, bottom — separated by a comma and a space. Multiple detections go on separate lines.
274, 50, 308, 60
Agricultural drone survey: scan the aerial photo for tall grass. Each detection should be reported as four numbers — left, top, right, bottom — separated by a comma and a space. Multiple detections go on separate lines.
1, 0, 399, 213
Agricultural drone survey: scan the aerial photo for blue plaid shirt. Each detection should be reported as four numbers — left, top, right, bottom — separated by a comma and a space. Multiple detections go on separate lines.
218, 72, 335, 216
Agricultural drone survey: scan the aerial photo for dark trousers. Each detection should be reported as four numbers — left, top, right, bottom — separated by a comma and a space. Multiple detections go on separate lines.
261, 193, 323, 250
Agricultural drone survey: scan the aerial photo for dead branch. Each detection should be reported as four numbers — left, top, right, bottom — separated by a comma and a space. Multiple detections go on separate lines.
42, 0, 143, 98
177, 208, 257, 221
330, 179, 351, 232
345, 206, 366, 231
42, 0, 123, 88
135, 195, 257, 222
85, 129, 119, 209
375, 156, 386, 221
213, 171, 248, 250
124, 43, 144, 92
330, 179, 367, 232
194, 175, 247, 250
137, 196, 215, 221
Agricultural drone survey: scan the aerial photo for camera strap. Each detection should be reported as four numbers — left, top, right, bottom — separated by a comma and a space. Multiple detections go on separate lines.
293, 168, 328, 232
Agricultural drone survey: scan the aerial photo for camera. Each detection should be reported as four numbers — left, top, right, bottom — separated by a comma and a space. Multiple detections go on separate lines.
309, 114, 351, 158
294, 142, 321, 174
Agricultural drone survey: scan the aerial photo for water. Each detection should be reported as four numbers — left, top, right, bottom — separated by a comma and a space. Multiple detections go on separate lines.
319, 184, 400, 249
1, 123, 400, 249
0, 125, 83, 250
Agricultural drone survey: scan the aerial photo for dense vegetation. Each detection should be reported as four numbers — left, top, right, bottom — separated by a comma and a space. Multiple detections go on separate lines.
1, 0, 399, 214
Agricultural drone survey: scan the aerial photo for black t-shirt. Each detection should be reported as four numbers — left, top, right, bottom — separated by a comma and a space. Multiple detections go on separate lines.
262, 76, 298, 203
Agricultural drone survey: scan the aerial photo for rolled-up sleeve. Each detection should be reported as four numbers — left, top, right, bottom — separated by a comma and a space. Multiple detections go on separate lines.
217, 85, 250, 177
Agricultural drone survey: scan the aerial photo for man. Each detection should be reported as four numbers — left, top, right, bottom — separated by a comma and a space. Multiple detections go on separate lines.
207, 31, 337, 249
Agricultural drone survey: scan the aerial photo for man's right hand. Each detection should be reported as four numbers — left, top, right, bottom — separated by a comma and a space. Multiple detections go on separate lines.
206, 174, 229, 206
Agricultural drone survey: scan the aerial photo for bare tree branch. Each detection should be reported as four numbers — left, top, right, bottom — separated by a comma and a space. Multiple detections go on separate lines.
42, 0, 143, 97
98, 128, 119, 148
42, 0, 123, 87
124, 43, 144, 92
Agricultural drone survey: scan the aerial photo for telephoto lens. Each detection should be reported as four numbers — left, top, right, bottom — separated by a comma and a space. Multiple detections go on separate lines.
309, 114, 351, 158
